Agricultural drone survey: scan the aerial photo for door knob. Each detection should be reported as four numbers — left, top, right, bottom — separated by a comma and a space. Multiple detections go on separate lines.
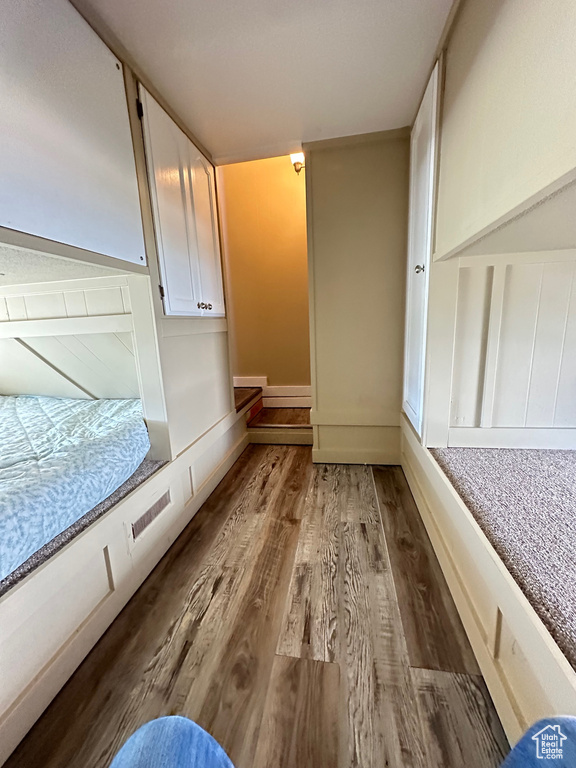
414, 264, 425, 274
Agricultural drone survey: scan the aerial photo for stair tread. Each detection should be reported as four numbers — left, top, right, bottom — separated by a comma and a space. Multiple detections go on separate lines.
248, 407, 311, 428
234, 387, 263, 412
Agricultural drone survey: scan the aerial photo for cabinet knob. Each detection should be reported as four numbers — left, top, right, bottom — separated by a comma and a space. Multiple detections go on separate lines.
197, 302, 201, 309
208, 303, 213, 310
414, 264, 425, 274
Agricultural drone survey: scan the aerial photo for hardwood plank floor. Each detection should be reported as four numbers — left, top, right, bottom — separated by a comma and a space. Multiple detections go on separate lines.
6, 450, 508, 768
253, 656, 340, 768
373, 466, 480, 674
412, 668, 508, 767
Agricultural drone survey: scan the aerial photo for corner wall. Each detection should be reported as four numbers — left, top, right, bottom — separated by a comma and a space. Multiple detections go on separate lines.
305, 130, 409, 463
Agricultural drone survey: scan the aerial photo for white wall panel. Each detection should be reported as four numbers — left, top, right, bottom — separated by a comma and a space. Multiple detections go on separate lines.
435, 0, 576, 259
451, 266, 492, 427
0, 0, 145, 264
492, 264, 542, 427
526, 262, 574, 426
0, 339, 89, 399
555, 269, 576, 426
160, 332, 232, 456
451, 257, 576, 433
0, 332, 140, 400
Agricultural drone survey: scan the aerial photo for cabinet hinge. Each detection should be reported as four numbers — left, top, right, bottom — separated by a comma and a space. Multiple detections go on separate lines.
158, 284, 165, 300
136, 99, 144, 120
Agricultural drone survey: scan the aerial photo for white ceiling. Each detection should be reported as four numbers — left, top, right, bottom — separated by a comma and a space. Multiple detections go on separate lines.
74, 0, 453, 164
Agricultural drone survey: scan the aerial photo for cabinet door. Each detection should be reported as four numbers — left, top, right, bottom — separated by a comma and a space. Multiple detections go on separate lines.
141, 89, 202, 316
141, 88, 224, 317
0, 0, 145, 264
188, 148, 226, 317
403, 62, 440, 436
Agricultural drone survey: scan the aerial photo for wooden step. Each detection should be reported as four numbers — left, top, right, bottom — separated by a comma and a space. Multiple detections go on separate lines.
234, 386, 262, 413
247, 407, 311, 429
247, 407, 312, 445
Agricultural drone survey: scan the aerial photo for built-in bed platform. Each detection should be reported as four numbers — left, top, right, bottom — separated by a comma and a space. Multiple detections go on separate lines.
401, 417, 576, 742
0, 457, 165, 598
0, 395, 159, 595
430, 447, 576, 672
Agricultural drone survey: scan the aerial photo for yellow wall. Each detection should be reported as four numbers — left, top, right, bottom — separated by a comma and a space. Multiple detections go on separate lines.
218, 156, 310, 386
305, 130, 410, 463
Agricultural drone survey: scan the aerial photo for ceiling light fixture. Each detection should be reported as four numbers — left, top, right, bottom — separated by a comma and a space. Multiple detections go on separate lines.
290, 152, 305, 175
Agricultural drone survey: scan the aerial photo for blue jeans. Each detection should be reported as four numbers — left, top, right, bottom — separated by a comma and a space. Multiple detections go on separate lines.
110, 716, 235, 768
502, 717, 576, 767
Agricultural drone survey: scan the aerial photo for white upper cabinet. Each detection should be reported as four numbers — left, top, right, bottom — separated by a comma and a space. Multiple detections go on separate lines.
0, 0, 146, 265
140, 89, 225, 317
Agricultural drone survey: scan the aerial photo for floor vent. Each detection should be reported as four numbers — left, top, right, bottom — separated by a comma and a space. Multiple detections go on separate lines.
132, 490, 171, 540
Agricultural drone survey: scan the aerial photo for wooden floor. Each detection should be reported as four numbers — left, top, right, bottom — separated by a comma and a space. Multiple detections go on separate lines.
7, 447, 509, 768
248, 407, 311, 428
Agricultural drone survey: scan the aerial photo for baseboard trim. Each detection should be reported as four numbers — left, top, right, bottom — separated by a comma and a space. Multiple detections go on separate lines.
312, 447, 400, 464
233, 377, 311, 402
448, 427, 576, 449
248, 428, 313, 445
264, 385, 311, 397
263, 396, 312, 408
233, 376, 267, 389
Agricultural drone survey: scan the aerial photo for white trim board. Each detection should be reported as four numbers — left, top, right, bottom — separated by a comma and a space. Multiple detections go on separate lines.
233, 376, 267, 389
248, 428, 313, 446
233, 377, 311, 402
0, 314, 132, 339
447, 427, 576, 449
312, 447, 400, 464
264, 385, 311, 397
263, 397, 312, 408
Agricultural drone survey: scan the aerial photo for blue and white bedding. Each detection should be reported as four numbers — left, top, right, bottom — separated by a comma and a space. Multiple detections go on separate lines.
0, 396, 150, 580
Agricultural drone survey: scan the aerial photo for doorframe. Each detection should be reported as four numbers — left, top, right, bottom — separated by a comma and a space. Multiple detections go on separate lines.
402, 60, 442, 439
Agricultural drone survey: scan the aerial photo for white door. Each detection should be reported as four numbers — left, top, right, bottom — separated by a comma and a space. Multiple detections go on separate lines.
141, 89, 203, 315
403, 62, 440, 436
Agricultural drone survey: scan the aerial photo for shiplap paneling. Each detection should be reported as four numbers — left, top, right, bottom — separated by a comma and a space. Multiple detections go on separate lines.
492, 263, 543, 427
22, 334, 140, 399
554, 267, 576, 427
451, 259, 576, 431
5, 296, 27, 321
0, 285, 128, 322
450, 266, 492, 427
0, 332, 139, 400
0, 339, 90, 399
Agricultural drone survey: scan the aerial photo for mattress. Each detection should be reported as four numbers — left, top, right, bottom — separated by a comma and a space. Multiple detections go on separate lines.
0, 395, 150, 581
